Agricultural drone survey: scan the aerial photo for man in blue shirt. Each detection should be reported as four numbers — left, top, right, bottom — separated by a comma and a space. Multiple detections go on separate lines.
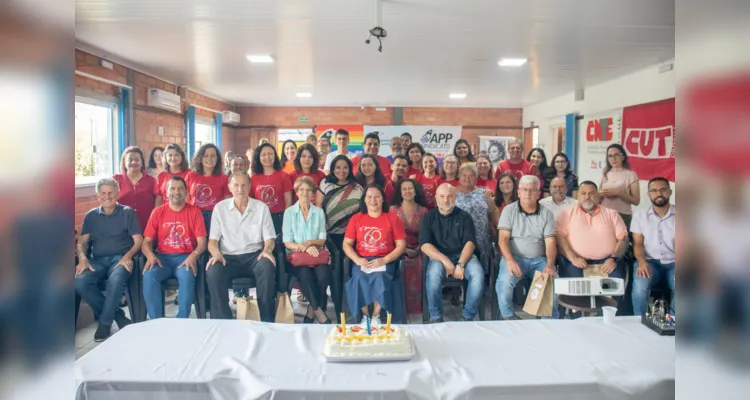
75, 178, 143, 341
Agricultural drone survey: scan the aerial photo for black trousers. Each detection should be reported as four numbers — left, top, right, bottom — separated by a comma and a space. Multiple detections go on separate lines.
206, 251, 276, 322
289, 264, 331, 311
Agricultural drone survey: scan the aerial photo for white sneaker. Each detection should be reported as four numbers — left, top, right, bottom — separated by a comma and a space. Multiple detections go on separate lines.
372, 315, 381, 326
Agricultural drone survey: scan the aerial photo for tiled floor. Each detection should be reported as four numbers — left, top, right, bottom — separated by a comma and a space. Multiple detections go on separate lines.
75, 288, 533, 359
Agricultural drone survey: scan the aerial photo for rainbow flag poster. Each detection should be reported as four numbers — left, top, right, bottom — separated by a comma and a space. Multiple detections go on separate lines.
314, 125, 365, 156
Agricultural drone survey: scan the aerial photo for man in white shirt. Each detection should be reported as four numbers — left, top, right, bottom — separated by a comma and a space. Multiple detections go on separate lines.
540, 177, 578, 217
323, 129, 356, 173
631, 177, 676, 316
206, 172, 278, 321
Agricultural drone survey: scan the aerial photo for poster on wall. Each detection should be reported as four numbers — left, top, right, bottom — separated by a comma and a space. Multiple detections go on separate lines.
364, 126, 412, 157
411, 126, 462, 160
577, 110, 623, 184
479, 136, 516, 165
621, 98, 675, 182
314, 125, 365, 155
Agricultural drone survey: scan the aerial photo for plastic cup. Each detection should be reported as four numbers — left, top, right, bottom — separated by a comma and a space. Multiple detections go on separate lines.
602, 306, 617, 324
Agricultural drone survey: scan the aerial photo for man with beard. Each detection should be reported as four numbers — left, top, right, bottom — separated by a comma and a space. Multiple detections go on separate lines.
556, 181, 628, 294
420, 184, 484, 322
630, 177, 675, 316
389, 155, 409, 185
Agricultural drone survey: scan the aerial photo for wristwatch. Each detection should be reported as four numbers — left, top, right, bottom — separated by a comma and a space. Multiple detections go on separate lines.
456, 262, 465, 269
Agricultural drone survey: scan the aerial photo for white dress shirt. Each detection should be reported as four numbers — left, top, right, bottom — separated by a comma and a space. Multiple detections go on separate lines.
630, 204, 676, 264
209, 197, 276, 255
539, 196, 578, 218
323, 150, 355, 171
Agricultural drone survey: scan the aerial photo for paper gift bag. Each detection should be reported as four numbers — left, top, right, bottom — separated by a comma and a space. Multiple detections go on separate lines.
584, 264, 609, 277
236, 296, 261, 321
522, 271, 554, 317
275, 292, 295, 323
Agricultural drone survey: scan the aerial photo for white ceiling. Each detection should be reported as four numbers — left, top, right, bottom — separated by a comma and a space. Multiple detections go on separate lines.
75, 0, 675, 107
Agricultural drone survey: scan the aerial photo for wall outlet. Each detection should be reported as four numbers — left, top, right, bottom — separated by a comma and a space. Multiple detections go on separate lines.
158, 126, 164, 136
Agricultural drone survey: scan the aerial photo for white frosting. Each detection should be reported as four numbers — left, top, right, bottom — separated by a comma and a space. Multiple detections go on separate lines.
323, 325, 412, 358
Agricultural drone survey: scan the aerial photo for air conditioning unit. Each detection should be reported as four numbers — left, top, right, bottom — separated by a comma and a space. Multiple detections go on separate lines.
147, 88, 182, 114
222, 110, 241, 125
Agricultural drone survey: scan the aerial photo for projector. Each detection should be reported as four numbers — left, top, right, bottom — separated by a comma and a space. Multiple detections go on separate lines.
554, 277, 625, 296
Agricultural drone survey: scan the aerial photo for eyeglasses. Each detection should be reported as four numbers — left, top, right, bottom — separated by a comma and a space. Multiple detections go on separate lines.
444, 161, 458, 165
648, 188, 671, 194
518, 188, 539, 194
607, 153, 623, 158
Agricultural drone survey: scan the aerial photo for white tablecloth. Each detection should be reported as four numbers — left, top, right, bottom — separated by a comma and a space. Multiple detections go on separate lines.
75, 317, 674, 400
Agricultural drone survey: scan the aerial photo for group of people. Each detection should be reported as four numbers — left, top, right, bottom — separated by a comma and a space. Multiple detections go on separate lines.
75, 128, 675, 341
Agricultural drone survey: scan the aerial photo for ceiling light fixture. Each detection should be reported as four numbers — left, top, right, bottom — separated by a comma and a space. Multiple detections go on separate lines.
498, 58, 527, 67
296, 92, 312, 98
449, 93, 467, 99
247, 55, 274, 63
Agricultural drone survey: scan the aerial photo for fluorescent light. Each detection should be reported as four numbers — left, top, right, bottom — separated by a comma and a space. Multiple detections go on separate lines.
449, 93, 467, 99
498, 58, 527, 67
296, 92, 312, 98
246, 55, 274, 63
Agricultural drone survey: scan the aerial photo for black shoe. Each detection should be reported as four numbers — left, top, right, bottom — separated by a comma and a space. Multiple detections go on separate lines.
114, 311, 132, 330
502, 314, 522, 321
94, 324, 111, 342
303, 316, 315, 324
428, 317, 444, 324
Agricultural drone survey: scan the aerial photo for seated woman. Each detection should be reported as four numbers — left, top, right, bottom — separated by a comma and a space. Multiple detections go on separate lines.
343, 184, 407, 324
282, 176, 332, 324
390, 179, 428, 315
456, 163, 500, 267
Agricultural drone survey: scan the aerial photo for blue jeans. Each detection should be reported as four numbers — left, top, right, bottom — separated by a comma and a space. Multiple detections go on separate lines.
425, 255, 485, 320
632, 260, 676, 316
496, 257, 559, 319
74, 255, 131, 326
142, 253, 194, 319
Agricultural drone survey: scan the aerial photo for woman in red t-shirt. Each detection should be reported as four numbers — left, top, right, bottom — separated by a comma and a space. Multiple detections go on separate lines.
113, 146, 157, 232
289, 144, 326, 205
186, 143, 231, 232
156, 144, 192, 206
251, 143, 293, 234
343, 184, 407, 325
413, 153, 441, 209
355, 154, 395, 204
439, 154, 460, 187
476, 155, 497, 192
405, 143, 425, 177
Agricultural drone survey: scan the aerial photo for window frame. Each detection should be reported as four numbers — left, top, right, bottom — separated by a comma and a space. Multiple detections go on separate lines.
74, 95, 120, 187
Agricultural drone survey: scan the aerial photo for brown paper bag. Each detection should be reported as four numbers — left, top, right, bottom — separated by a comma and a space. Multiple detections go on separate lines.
236, 296, 261, 321
584, 264, 609, 277
275, 292, 295, 323
522, 271, 554, 317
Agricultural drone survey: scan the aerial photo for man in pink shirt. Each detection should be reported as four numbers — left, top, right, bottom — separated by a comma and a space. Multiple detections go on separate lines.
556, 180, 629, 282
494, 138, 535, 182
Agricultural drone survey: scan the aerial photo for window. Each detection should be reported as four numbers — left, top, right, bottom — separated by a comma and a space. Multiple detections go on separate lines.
195, 118, 215, 149
75, 97, 119, 185
532, 127, 539, 148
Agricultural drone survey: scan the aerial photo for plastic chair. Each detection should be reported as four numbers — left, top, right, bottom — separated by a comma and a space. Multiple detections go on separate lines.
342, 254, 407, 324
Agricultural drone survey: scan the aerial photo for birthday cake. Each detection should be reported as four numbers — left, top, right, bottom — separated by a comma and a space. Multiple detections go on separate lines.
323, 319, 412, 359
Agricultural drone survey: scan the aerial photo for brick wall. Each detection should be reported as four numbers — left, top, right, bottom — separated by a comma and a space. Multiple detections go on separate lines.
231, 106, 523, 153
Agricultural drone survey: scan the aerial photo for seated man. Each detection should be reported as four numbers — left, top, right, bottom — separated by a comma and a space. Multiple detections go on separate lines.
142, 176, 207, 319
75, 178, 142, 341
556, 181, 628, 304
390, 155, 409, 186
631, 177, 676, 316
206, 173, 277, 322
540, 177, 578, 217
420, 184, 484, 322
495, 175, 559, 320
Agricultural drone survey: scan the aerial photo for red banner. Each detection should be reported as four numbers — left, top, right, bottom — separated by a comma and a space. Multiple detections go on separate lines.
620, 98, 675, 182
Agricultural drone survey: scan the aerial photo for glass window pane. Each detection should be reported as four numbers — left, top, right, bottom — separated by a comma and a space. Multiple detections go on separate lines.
75, 100, 116, 185
195, 122, 215, 149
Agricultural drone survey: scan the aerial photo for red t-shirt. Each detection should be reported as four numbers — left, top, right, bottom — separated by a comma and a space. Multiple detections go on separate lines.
383, 180, 396, 205
250, 170, 293, 213
407, 166, 422, 178
345, 211, 407, 258
494, 160, 536, 182
477, 177, 497, 191
156, 169, 192, 200
144, 203, 206, 254
352, 155, 392, 176
289, 170, 327, 204
441, 178, 460, 187
113, 172, 157, 231
185, 171, 230, 211
415, 173, 441, 209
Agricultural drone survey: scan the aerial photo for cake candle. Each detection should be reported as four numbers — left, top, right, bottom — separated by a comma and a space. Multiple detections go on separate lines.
386, 312, 392, 336
340, 313, 346, 337
366, 315, 371, 335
